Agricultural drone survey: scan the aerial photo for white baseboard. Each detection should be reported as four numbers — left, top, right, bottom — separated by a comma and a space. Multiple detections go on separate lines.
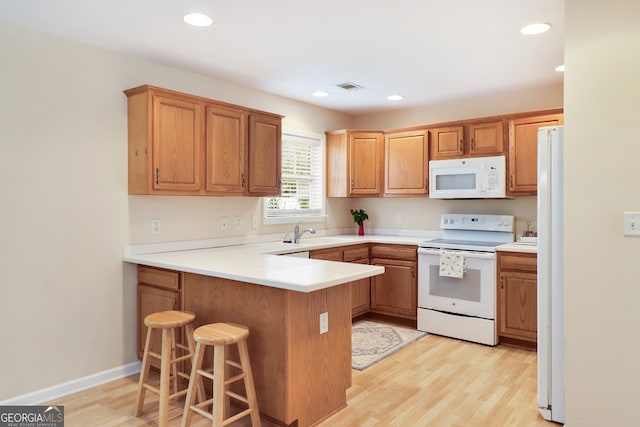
0, 361, 141, 405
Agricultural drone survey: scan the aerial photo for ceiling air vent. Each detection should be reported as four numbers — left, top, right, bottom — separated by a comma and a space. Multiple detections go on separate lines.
336, 82, 365, 91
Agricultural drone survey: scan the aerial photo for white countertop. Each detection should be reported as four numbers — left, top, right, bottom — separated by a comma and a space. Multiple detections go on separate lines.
497, 242, 538, 254
124, 234, 429, 293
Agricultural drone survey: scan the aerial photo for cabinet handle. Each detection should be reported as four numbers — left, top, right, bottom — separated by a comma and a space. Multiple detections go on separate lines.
459, 139, 463, 152
173, 296, 178, 310
510, 175, 513, 187
471, 138, 475, 150
424, 179, 428, 190
155, 168, 159, 185
411, 266, 415, 278
500, 276, 504, 290
241, 173, 245, 188
350, 179, 354, 190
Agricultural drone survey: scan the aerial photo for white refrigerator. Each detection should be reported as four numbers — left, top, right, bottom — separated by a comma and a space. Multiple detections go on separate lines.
537, 125, 565, 424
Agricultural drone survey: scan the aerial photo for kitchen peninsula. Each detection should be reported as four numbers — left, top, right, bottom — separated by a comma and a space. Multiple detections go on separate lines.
124, 238, 387, 427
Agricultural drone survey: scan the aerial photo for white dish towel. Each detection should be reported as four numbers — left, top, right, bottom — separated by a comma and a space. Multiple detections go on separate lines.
439, 251, 466, 278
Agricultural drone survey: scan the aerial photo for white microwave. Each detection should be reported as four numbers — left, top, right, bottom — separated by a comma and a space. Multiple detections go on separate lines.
429, 155, 506, 199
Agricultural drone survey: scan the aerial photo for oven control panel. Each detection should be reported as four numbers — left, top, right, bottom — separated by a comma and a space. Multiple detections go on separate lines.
440, 214, 514, 232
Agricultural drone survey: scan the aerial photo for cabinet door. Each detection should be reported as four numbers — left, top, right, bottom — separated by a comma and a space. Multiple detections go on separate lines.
384, 130, 429, 196
349, 132, 383, 196
430, 126, 464, 159
152, 94, 202, 192
498, 271, 537, 342
469, 121, 504, 156
508, 114, 563, 195
204, 105, 247, 194
137, 284, 180, 364
370, 258, 417, 319
248, 114, 281, 196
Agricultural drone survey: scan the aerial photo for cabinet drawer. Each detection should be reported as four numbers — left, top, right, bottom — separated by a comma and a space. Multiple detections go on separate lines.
498, 253, 537, 272
309, 248, 344, 262
138, 266, 180, 291
370, 244, 417, 261
343, 245, 369, 262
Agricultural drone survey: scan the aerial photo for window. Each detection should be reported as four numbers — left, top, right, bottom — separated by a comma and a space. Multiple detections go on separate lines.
264, 130, 324, 223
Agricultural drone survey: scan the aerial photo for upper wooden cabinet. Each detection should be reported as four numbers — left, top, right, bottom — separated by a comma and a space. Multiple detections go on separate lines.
384, 130, 429, 196
326, 130, 384, 197
204, 105, 246, 194
125, 85, 283, 196
247, 113, 282, 196
469, 121, 504, 156
430, 121, 504, 160
430, 126, 464, 159
508, 112, 563, 195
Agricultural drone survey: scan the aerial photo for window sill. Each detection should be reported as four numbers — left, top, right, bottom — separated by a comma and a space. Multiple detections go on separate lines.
263, 215, 327, 225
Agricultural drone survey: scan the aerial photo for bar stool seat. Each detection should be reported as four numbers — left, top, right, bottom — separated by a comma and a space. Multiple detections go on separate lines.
135, 310, 199, 427
182, 323, 260, 427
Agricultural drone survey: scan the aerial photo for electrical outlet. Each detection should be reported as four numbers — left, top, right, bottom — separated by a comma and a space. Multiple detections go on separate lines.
235, 216, 242, 230
624, 212, 640, 236
151, 219, 160, 234
220, 217, 228, 231
396, 213, 404, 225
251, 216, 258, 229
320, 312, 328, 334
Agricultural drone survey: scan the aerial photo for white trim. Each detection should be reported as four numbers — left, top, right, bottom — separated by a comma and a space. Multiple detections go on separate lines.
0, 361, 141, 405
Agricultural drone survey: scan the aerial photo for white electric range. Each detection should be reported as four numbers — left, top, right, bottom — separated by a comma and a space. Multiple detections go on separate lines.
417, 214, 514, 346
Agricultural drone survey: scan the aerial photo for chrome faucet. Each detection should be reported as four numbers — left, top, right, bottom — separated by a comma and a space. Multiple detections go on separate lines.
293, 223, 316, 243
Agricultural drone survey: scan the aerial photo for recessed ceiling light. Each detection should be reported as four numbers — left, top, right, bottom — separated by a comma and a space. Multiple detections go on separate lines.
520, 23, 551, 35
387, 94, 404, 101
183, 13, 213, 27
555, 65, 565, 72
312, 91, 329, 97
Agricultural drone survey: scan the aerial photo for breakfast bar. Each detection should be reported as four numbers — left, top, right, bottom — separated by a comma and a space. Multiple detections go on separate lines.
125, 240, 385, 426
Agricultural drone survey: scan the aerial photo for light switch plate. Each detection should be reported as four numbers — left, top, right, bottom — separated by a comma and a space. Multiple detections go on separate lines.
151, 219, 160, 234
623, 212, 640, 236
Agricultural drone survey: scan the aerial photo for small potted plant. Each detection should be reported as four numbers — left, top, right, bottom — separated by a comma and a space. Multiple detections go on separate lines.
350, 209, 369, 236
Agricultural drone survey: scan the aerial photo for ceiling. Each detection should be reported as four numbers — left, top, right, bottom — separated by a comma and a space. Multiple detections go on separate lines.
0, 0, 564, 114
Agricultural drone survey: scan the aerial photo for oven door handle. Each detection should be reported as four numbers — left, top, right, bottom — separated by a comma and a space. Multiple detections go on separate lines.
417, 247, 496, 260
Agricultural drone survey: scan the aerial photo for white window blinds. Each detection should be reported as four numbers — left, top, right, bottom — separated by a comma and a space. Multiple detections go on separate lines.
264, 131, 323, 219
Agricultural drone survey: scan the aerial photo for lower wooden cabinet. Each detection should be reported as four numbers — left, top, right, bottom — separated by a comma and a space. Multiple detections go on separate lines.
497, 251, 537, 345
136, 266, 181, 364
370, 244, 417, 320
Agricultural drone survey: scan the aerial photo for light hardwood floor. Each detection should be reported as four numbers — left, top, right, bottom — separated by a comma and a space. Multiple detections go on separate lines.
48, 333, 557, 427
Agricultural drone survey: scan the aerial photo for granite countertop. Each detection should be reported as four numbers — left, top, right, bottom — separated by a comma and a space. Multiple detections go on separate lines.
123, 234, 431, 293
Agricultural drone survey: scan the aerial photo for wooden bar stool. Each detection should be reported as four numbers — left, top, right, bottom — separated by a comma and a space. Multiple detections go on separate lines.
182, 323, 260, 427
135, 310, 200, 427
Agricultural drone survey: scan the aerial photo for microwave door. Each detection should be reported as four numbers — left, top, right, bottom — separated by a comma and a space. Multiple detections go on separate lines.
430, 165, 483, 198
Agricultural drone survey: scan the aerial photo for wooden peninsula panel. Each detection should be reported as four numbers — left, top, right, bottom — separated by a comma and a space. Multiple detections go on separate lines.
183, 273, 352, 427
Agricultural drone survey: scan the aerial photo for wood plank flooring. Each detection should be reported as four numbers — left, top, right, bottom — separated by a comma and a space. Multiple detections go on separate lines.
47, 333, 557, 427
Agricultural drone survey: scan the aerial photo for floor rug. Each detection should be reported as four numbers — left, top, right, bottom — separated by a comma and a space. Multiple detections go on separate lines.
352, 320, 427, 371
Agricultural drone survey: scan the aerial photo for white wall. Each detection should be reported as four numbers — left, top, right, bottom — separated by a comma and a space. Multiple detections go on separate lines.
0, 23, 353, 400
564, 1, 640, 425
